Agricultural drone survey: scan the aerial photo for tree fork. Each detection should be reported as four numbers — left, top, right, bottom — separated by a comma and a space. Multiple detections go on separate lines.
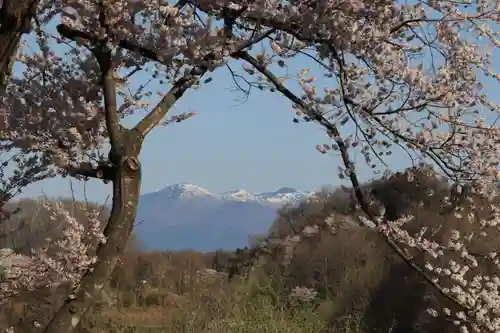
42, 129, 144, 332
41, 20, 276, 333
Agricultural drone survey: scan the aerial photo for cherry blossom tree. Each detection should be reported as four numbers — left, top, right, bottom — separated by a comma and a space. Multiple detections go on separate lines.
0, 0, 499, 332
1, 0, 271, 331
222, 2, 500, 333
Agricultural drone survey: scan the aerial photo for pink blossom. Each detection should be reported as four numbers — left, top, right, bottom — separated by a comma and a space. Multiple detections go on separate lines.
0, 202, 105, 301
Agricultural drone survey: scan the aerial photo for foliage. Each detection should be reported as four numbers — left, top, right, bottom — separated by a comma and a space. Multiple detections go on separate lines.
2, 185, 500, 333
0, 237, 330, 333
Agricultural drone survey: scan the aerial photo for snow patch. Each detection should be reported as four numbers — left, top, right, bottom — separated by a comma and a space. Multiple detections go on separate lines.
256, 187, 313, 206
156, 183, 216, 200
221, 189, 258, 202
149, 183, 315, 206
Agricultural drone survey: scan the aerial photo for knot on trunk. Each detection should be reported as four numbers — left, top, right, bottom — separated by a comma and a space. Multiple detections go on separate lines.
125, 157, 140, 171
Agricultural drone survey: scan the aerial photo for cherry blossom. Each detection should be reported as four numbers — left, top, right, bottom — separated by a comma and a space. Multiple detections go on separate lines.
0, 201, 105, 300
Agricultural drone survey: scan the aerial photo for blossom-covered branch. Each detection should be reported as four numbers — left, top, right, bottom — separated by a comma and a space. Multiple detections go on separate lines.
55, 24, 167, 66
234, 49, 474, 315
234, 50, 373, 219
134, 29, 273, 136
0, 201, 105, 301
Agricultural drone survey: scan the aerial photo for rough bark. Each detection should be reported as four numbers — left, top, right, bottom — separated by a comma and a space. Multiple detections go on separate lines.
0, 0, 38, 90
42, 129, 143, 332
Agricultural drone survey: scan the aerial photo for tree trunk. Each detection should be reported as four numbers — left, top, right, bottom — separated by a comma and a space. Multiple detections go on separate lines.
42, 130, 143, 333
0, 0, 38, 89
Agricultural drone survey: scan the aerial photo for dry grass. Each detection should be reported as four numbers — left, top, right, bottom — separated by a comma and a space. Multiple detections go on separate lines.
0, 250, 330, 333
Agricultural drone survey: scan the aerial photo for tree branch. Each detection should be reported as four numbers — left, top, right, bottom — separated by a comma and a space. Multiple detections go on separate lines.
56, 25, 167, 65
56, 24, 275, 136
234, 50, 372, 216
234, 50, 471, 315
133, 68, 202, 136
93, 47, 122, 156
64, 162, 115, 181
134, 29, 274, 136
0, 0, 39, 90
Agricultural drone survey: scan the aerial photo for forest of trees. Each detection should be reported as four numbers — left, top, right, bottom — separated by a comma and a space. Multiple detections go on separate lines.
2, 169, 498, 333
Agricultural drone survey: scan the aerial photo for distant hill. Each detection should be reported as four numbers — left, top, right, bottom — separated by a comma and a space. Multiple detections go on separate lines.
134, 183, 315, 252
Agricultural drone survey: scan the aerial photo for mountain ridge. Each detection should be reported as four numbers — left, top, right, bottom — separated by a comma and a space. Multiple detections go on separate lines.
145, 183, 315, 206
134, 183, 316, 251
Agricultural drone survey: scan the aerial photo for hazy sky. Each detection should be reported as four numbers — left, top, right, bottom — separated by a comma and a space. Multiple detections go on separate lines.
15, 12, 500, 204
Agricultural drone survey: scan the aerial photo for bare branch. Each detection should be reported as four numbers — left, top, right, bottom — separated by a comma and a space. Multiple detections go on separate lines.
133, 69, 200, 136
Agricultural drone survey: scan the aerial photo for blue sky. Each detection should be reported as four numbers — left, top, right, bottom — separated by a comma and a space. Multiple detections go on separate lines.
21, 66, 376, 203
15, 7, 500, 204
13, 17, 385, 204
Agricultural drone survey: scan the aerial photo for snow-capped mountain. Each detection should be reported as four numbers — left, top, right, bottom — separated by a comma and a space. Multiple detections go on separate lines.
153, 183, 314, 206
152, 182, 217, 200
221, 189, 258, 202
255, 187, 313, 206
134, 183, 315, 251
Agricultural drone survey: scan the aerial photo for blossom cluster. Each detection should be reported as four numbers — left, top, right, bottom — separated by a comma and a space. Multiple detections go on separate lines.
0, 201, 105, 301
378, 171, 500, 333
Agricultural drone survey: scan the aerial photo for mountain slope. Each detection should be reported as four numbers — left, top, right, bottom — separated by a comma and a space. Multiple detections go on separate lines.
134, 183, 313, 251
221, 186, 312, 206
